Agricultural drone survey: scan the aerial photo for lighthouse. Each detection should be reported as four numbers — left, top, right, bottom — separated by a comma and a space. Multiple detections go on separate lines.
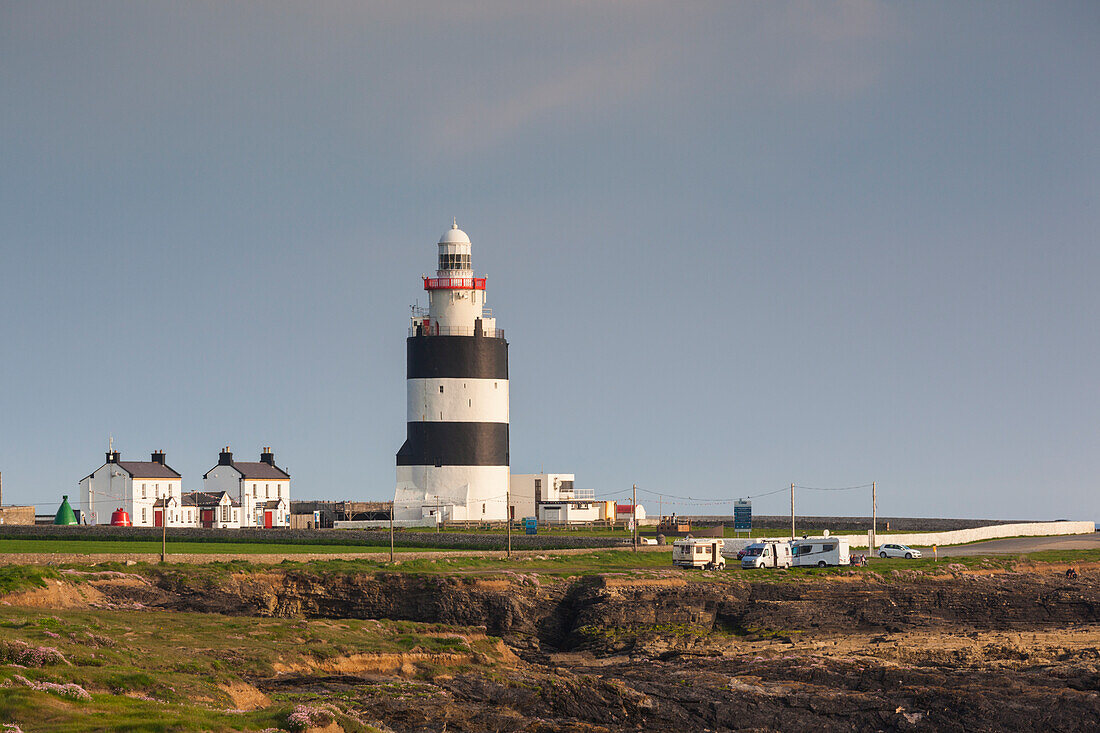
394, 222, 510, 522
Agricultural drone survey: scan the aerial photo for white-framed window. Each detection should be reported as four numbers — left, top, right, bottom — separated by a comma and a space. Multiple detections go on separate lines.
141, 507, 147, 523
221, 505, 228, 522
265, 484, 269, 498
142, 484, 147, 498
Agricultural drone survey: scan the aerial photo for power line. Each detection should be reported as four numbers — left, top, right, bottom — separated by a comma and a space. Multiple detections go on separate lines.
793, 483, 874, 491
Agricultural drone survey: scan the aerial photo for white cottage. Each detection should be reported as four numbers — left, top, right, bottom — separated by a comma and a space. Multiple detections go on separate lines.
79, 451, 184, 527
203, 447, 290, 528
180, 491, 241, 528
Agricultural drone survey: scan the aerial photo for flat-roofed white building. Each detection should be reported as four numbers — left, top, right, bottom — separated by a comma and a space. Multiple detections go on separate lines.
509, 473, 610, 523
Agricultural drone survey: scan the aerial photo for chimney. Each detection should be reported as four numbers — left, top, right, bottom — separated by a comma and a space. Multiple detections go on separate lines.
219, 447, 233, 466
260, 447, 275, 466
151, 450, 165, 465
106, 451, 120, 464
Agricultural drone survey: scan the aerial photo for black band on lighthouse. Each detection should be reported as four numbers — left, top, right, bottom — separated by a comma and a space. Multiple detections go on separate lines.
407, 335, 508, 379
397, 422, 510, 466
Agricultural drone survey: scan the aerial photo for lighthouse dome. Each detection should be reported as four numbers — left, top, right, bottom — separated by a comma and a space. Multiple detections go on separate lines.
439, 220, 471, 245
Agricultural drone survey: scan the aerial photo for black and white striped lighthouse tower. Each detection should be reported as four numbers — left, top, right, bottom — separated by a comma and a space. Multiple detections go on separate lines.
394, 221, 509, 522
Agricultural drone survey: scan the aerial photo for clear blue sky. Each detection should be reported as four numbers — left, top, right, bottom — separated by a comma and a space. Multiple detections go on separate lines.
1, 2, 1097, 520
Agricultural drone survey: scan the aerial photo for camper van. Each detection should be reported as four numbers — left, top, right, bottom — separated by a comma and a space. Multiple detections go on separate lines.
740, 540, 792, 569
672, 538, 726, 570
792, 537, 850, 567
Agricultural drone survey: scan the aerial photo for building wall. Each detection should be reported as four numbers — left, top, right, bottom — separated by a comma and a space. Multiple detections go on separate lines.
204, 466, 240, 498
509, 473, 578, 519
0, 506, 35, 525
80, 464, 183, 527
407, 378, 508, 423
537, 502, 601, 523
396, 465, 509, 521
428, 288, 482, 332
238, 478, 290, 527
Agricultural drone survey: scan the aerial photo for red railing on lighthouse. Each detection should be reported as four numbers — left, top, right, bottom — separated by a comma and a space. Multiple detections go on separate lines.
423, 277, 486, 290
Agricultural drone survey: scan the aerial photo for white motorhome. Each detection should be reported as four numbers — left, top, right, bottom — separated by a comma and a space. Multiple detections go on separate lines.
740, 540, 792, 569
792, 537, 850, 567
672, 538, 726, 570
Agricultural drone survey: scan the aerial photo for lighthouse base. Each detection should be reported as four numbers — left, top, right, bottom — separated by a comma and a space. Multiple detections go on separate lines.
394, 465, 509, 522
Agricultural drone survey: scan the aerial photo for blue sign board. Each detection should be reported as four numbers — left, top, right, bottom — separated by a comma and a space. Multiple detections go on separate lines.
524, 517, 538, 535
734, 500, 752, 531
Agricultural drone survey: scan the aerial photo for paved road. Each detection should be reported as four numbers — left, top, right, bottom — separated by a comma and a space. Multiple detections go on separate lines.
915, 533, 1100, 557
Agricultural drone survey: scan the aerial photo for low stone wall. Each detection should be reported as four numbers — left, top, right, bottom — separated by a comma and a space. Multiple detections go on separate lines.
846, 520, 1095, 550
726, 520, 1095, 552
685, 515, 1018, 532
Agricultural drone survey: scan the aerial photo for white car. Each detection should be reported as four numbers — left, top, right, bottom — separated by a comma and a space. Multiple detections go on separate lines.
878, 543, 922, 559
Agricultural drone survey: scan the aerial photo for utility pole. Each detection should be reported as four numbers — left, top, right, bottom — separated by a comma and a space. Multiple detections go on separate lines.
871, 481, 877, 550
506, 483, 512, 558
389, 501, 395, 563
632, 484, 638, 552
161, 501, 167, 564
790, 483, 795, 540
0, 471, 3, 508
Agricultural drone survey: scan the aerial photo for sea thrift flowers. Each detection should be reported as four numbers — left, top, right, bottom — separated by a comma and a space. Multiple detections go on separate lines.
286, 703, 337, 731
0, 641, 66, 667
10, 675, 91, 702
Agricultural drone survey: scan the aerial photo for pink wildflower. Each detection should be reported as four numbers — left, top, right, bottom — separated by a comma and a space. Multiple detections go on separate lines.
0, 641, 67, 667
286, 703, 337, 731
10, 675, 90, 701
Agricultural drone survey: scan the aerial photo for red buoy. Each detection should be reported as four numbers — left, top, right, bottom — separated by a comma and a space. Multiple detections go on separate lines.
110, 508, 132, 527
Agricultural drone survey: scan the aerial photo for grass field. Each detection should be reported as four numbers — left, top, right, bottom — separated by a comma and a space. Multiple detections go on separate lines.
0, 604, 497, 731
0, 539, 431, 555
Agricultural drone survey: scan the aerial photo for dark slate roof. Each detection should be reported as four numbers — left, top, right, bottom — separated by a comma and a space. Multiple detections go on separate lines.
203, 461, 290, 480
152, 498, 177, 508
183, 491, 231, 507
117, 461, 181, 479
262, 499, 285, 509
233, 461, 290, 480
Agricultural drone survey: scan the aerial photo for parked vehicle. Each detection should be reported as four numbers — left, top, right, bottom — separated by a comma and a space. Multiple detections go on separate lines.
740, 540, 792, 569
878, 543, 922, 559
672, 538, 726, 570
792, 537, 851, 567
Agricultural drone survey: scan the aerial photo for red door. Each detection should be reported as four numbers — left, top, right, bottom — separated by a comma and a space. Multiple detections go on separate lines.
264, 510, 273, 528
200, 509, 214, 528
154, 510, 163, 527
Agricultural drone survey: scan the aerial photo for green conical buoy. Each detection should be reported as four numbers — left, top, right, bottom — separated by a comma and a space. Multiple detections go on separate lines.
54, 495, 77, 525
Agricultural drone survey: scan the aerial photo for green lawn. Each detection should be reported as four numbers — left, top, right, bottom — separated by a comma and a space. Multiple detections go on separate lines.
0, 539, 431, 555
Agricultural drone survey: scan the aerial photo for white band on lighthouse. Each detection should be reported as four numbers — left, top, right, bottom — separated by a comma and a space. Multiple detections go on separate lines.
394, 222, 510, 523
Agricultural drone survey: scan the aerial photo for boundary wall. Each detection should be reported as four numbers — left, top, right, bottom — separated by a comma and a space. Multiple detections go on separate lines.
723, 520, 1095, 552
